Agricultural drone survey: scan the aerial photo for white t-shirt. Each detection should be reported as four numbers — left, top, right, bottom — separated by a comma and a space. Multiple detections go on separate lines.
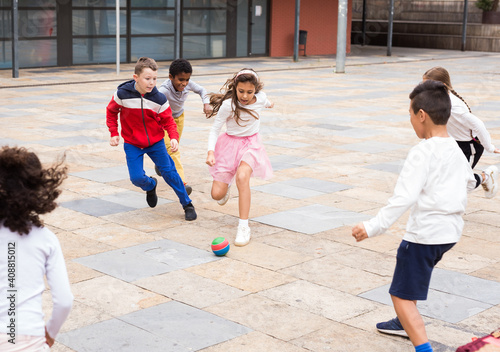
207, 92, 272, 151
363, 137, 476, 244
447, 93, 495, 153
0, 225, 73, 338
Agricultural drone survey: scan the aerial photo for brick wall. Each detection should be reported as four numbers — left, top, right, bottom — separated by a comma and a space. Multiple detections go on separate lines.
269, 0, 353, 57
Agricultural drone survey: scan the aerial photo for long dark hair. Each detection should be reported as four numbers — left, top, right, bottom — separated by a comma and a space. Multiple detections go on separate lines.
208, 68, 264, 126
0, 146, 67, 235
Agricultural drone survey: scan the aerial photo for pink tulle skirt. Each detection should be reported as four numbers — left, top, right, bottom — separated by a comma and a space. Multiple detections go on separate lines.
209, 133, 273, 184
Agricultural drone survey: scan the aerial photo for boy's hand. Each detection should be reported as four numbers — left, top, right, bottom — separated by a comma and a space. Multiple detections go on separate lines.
352, 223, 368, 242
494, 148, 500, 154
45, 327, 54, 347
267, 101, 274, 109
203, 103, 213, 117
206, 151, 215, 167
170, 139, 179, 152
110, 136, 120, 146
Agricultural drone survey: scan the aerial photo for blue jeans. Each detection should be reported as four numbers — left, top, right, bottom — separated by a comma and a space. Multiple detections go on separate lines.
124, 140, 191, 207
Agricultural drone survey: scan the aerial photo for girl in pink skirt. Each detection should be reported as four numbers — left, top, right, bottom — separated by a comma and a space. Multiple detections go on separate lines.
206, 68, 274, 246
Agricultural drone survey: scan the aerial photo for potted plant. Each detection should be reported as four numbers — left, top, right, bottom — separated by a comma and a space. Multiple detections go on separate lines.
476, 0, 500, 24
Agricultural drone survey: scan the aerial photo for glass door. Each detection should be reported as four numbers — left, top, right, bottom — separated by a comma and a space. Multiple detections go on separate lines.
249, 0, 267, 56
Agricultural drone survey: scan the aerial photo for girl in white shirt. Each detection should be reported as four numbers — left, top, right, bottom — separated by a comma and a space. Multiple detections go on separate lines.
206, 68, 274, 246
423, 67, 499, 198
0, 147, 73, 351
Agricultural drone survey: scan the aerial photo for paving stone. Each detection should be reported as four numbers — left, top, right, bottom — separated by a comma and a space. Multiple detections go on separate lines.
205, 294, 331, 341
37, 135, 105, 147
61, 197, 137, 216
58, 318, 190, 352
337, 140, 408, 153
359, 275, 494, 324
75, 239, 219, 282
185, 258, 297, 292
133, 270, 249, 308
120, 301, 252, 350
253, 204, 370, 235
260, 280, 381, 322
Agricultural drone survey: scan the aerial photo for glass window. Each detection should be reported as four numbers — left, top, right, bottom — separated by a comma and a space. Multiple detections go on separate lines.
73, 9, 126, 35
19, 0, 55, 7
131, 10, 174, 34
0, 41, 11, 69
0, 10, 12, 38
183, 9, 225, 34
131, 0, 174, 7
183, 35, 225, 59
18, 9, 56, 38
19, 39, 57, 67
183, 0, 226, 8
131, 36, 174, 61
73, 0, 126, 7
73, 37, 126, 64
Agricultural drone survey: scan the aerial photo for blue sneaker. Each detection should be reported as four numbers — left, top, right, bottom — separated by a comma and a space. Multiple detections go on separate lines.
376, 317, 408, 337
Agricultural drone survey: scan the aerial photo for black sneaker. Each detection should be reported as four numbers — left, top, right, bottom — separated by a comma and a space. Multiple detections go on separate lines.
376, 317, 408, 337
183, 203, 197, 221
154, 165, 162, 177
146, 177, 158, 208
185, 184, 193, 195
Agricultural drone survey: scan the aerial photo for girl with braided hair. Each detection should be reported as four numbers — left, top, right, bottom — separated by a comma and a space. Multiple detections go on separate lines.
0, 146, 73, 351
423, 67, 500, 198
206, 68, 274, 246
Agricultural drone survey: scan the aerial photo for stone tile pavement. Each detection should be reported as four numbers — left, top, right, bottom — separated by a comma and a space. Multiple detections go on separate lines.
1, 45, 500, 351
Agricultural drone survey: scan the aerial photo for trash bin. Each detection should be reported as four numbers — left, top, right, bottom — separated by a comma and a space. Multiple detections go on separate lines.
299, 30, 307, 56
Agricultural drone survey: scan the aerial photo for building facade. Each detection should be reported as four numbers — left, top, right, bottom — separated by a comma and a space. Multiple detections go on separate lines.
0, 0, 351, 69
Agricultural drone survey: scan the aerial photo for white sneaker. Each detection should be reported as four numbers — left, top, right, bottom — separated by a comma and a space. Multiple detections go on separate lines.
235, 225, 251, 246
482, 165, 498, 199
217, 185, 231, 206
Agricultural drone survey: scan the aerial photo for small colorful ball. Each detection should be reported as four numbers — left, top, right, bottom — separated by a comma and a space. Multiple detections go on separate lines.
211, 237, 230, 256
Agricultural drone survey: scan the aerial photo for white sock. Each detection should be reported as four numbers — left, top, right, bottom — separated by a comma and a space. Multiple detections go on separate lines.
239, 219, 249, 228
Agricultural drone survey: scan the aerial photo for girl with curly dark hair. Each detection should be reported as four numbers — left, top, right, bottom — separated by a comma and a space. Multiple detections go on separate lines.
0, 146, 73, 351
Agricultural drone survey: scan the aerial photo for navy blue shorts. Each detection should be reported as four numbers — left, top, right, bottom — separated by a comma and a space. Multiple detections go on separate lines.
389, 240, 455, 301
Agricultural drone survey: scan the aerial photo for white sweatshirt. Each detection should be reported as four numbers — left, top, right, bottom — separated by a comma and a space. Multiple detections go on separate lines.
447, 93, 496, 153
158, 79, 209, 118
363, 137, 476, 245
208, 92, 272, 151
0, 225, 73, 338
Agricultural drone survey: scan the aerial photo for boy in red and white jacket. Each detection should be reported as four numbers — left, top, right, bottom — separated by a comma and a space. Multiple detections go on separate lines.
106, 57, 197, 221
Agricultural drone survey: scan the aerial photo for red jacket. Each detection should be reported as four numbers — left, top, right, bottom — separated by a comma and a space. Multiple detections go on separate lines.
106, 80, 178, 149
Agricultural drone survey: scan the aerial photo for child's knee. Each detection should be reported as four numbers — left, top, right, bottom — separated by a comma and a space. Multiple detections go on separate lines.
130, 175, 147, 188
211, 188, 224, 200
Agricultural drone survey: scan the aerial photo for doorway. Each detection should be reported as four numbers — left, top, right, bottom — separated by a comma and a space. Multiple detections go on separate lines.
230, 0, 268, 57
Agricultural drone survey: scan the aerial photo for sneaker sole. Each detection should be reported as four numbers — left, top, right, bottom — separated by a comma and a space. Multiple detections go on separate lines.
217, 188, 231, 206
234, 240, 250, 247
482, 166, 498, 199
377, 328, 408, 338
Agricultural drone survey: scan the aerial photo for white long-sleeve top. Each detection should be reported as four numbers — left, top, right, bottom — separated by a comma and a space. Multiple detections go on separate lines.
158, 79, 209, 118
208, 92, 272, 151
0, 225, 73, 338
447, 93, 496, 153
363, 137, 476, 245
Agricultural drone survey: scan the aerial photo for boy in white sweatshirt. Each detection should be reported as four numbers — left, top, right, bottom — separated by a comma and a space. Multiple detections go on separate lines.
352, 80, 476, 352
